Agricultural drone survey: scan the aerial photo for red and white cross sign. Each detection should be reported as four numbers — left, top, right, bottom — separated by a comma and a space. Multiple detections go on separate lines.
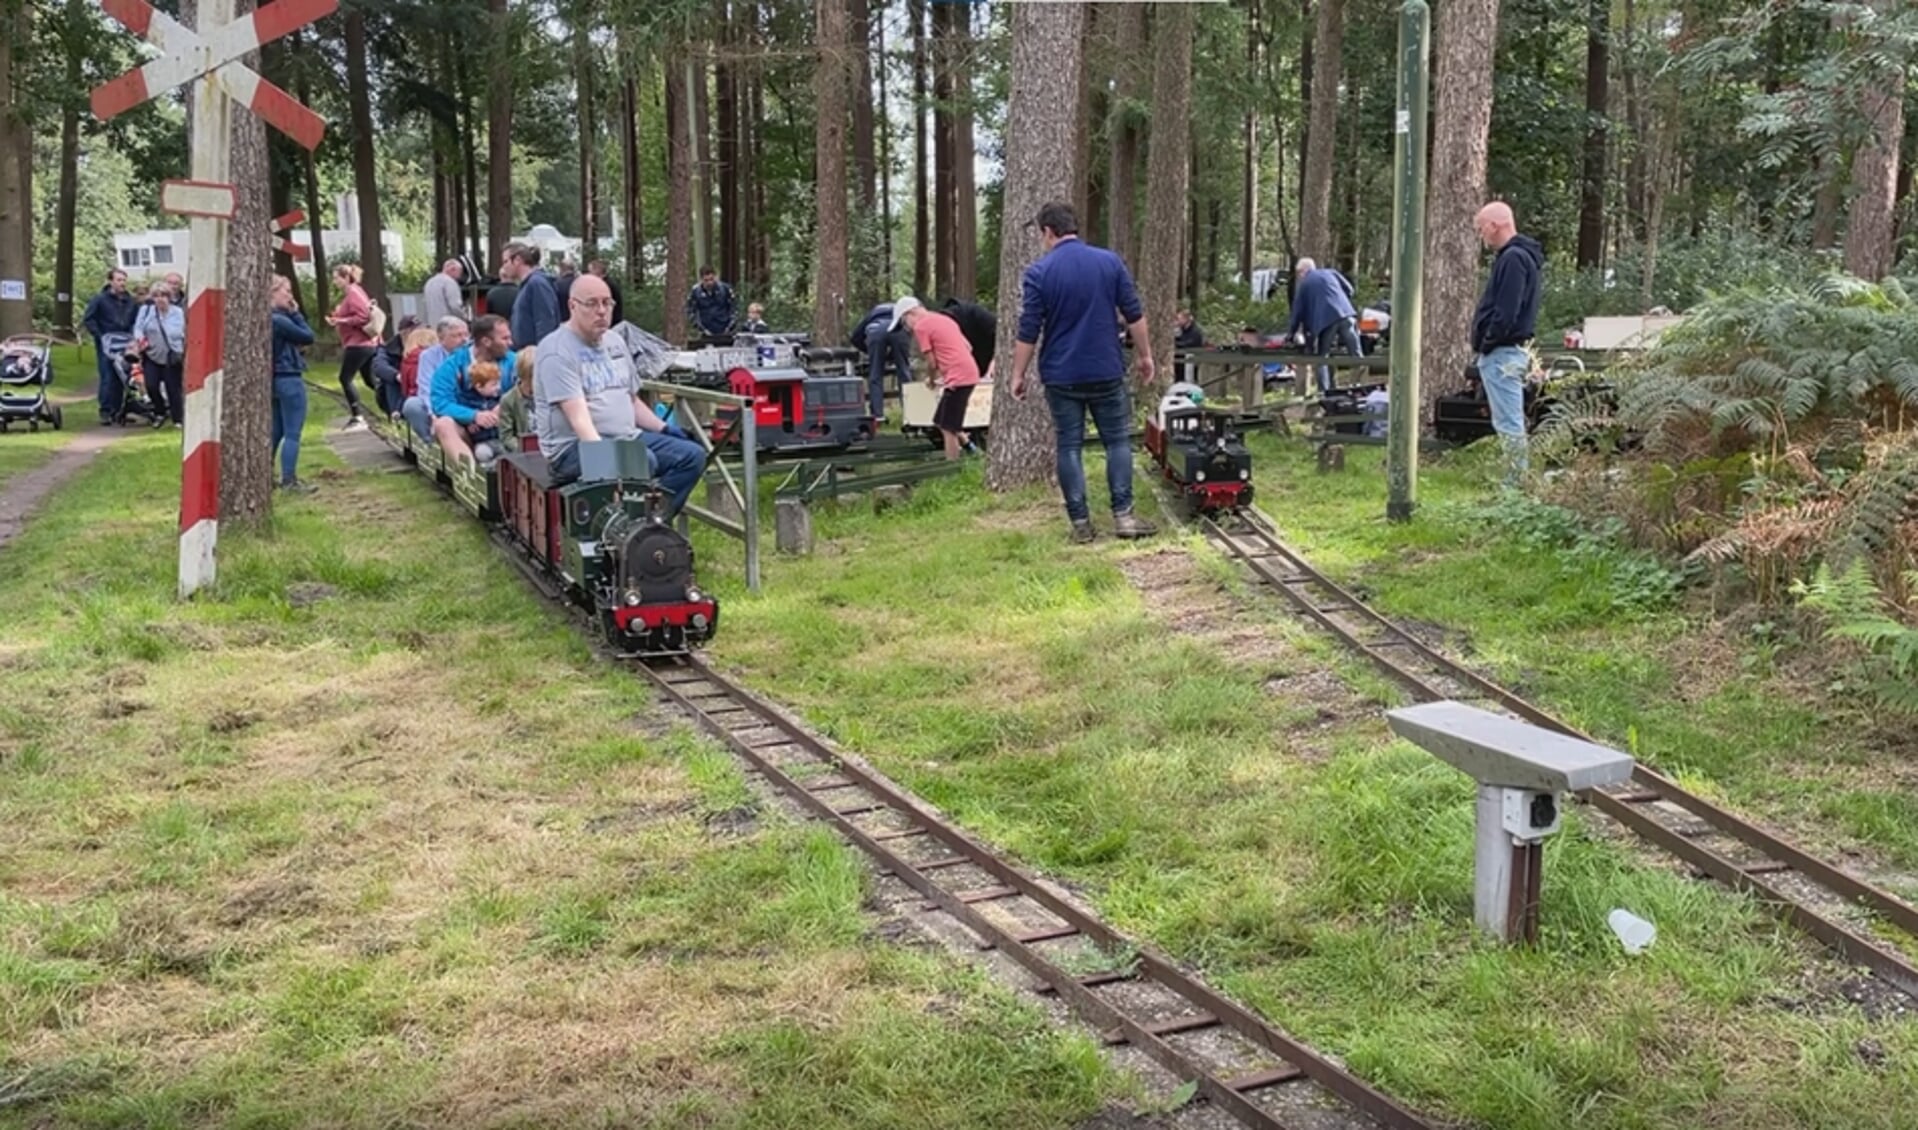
93, 0, 335, 598
271, 210, 311, 261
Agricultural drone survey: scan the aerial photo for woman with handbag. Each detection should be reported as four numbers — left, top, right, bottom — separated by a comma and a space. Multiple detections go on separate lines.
132, 284, 186, 426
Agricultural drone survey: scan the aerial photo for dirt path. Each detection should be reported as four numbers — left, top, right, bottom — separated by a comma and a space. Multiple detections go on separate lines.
0, 428, 126, 552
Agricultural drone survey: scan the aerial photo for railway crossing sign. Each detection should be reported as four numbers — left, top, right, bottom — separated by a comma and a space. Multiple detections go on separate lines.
92, 0, 337, 599
271, 210, 311, 261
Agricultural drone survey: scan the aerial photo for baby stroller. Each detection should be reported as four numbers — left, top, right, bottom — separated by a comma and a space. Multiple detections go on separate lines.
103, 332, 165, 428
0, 335, 62, 433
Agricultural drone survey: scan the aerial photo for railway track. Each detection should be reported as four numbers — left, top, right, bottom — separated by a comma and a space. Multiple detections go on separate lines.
1204, 507, 1918, 998
317, 396, 1442, 1130
632, 653, 1438, 1130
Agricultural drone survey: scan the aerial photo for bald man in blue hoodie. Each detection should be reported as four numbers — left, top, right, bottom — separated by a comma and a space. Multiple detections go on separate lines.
1470, 202, 1543, 479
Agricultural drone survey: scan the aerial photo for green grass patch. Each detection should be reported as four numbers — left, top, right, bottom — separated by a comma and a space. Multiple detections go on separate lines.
0, 426, 1122, 1128
1246, 433, 1918, 873
703, 445, 1918, 1128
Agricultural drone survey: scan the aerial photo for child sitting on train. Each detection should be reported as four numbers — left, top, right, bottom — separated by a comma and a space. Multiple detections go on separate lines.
465, 359, 506, 466
497, 345, 537, 453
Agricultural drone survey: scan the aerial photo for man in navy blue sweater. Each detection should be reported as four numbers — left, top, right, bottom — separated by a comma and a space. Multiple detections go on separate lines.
1470, 201, 1544, 479
500, 243, 560, 354
1010, 202, 1157, 544
1285, 258, 1361, 393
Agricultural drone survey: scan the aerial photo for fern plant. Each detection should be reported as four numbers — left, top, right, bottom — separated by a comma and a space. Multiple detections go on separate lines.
1793, 560, 1918, 714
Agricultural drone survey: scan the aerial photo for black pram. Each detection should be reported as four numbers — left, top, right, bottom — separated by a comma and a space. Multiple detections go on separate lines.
0, 335, 63, 433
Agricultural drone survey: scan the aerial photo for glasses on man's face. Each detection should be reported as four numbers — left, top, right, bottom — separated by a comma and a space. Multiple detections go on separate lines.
573, 298, 614, 311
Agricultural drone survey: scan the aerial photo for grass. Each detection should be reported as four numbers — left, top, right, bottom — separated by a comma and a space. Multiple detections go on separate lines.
698, 448, 1918, 1129
1242, 433, 1918, 884
0, 344, 93, 485
0, 420, 1123, 1128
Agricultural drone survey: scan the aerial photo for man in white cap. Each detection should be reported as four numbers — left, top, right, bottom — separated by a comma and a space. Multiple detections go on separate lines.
890, 296, 981, 459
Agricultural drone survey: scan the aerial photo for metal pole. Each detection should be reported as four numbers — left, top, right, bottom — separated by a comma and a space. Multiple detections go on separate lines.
742, 409, 760, 593
179, 0, 236, 597
1386, 0, 1430, 524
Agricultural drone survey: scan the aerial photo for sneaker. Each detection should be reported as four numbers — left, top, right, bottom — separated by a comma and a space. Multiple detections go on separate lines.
278, 479, 317, 494
343, 417, 368, 432
1070, 519, 1096, 544
1112, 510, 1158, 539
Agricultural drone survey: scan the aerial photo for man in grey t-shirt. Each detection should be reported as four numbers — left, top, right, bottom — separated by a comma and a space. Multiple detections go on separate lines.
536, 274, 705, 517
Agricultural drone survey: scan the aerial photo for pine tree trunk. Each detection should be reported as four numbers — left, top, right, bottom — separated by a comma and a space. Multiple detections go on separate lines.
1239, 0, 1260, 285
193, 0, 273, 527
1844, 53, 1904, 281
51, 0, 83, 335
270, 136, 302, 305
623, 72, 644, 286
1139, 3, 1193, 386
1575, 0, 1609, 268
1107, 2, 1144, 270
344, 11, 387, 306
813, 0, 852, 341
951, 7, 977, 300
910, 0, 929, 297
0, 0, 31, 341
666, 57, 692, 343
1812, 154, 1844, 250
877, 8, 895, 283
1420, 0, 1502, 416
694, 55, 714, 270
932, 0, 956, 299
851, 0, 876, 211
1073, 4, 1099, 229
750, 67, 770, 290
984, 0, 1084, 494
717, 5, 738, 285
459, 54, 482, 264
487, 0, 513, 267
295, 46, 330, 315
575, 7, 597, 258
1300, 0, 1344, 261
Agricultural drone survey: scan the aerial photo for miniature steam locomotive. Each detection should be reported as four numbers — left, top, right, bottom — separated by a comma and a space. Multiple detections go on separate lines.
1144, 382, 1254, 515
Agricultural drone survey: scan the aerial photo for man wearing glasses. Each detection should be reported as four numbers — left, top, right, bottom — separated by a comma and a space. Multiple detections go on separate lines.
536, 276, 704, 516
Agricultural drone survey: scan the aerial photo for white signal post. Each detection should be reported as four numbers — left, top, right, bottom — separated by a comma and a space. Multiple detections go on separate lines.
92, 0, 334, 598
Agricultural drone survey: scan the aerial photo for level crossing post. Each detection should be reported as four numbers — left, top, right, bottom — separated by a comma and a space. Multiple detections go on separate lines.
1386, 0, 1430, 523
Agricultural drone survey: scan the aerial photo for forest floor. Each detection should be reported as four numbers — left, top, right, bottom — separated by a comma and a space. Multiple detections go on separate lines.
691, 443, 1918, 1129
0, 427, 1125, 1129
7, 411, 1918, 1129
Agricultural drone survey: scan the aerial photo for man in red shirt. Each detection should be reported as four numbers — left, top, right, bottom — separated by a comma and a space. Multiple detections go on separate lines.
890, 296, 981, 460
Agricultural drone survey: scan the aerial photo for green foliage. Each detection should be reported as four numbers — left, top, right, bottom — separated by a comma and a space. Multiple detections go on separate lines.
1614, 275, 1918, 453
1451, 495, 1691, 617
1540, 232, 1830, 338
1793, 560, 1918, 714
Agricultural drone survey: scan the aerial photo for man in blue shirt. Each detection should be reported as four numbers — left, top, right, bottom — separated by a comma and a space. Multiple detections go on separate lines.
686, 267, 738, 341
80, 269, 137, 422
500, 243, 559, 353
1285, 258, 1361, 394
427, 313, 516, 468
851, 301, 913, 421
1010, 201, 1157, 543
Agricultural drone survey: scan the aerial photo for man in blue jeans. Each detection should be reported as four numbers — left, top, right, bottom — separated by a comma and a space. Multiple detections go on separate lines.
1010, 201, 1157, 544
537, 276, 705, 517
80, 269, 136, 422
1470, 201, 1544, 481
1285, 258, 1361, 394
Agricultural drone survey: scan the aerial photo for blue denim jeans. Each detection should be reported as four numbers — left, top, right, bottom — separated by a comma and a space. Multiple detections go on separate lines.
94, 345, 122, 418
1475, 345, 1530, 477
1314, 319, 1363, 393
271, 376, 308, 484
867, 333, 912, 419
400, 395, 433, 440
1043, 378, 1134, 523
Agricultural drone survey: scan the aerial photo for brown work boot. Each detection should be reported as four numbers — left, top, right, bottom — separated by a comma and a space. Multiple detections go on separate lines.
1070, 519, 1096, 544
1111, 510, 1158, 539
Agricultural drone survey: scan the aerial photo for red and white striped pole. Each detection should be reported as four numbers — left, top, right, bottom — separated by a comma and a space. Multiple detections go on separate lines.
179, 17, 232, 598
93, 0, 334, 598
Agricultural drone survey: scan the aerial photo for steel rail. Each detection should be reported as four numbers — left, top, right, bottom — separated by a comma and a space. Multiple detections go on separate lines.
636, 656, 1438, 1130
1204, 511, 1918, 997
